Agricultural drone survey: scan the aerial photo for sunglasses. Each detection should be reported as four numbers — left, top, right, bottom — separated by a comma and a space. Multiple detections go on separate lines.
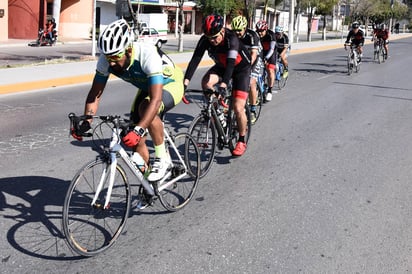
233, 29, 243, 32
256, 30, 265, 33
105, 51, 126, 62
207, 31, 221, 40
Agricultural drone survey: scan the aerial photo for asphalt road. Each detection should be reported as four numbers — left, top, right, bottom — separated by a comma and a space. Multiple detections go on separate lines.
1, 37, 412, 273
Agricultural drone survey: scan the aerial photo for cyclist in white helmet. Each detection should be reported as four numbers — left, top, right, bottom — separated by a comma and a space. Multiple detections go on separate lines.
274, 26, 289, 78
71, 19, 184, 182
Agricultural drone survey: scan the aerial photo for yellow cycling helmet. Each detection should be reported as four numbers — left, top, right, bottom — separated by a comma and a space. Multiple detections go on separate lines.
231, 16, 248, 30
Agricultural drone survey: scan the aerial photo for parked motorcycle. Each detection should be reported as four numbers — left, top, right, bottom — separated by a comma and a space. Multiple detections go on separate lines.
28, 28, 57, 47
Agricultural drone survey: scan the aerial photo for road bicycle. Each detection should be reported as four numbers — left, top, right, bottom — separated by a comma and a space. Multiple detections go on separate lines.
373, 37, 386, 64
62, 113, 200, 256
186, 87, 252, 178
276, 52, 288, 90
345, 43, 361, 75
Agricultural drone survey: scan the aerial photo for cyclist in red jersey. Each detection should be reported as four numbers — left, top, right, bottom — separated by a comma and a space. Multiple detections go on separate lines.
372, 23, 389, 59
184, 14, 252, 156
256, 20, 277, 102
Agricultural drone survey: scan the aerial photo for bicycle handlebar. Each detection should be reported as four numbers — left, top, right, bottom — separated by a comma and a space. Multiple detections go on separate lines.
186, 89, 229, 108
68, 112, 134, 138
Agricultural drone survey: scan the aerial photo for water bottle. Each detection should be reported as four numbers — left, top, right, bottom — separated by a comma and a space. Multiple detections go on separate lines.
131, 152, 146, 173
216, 107, 226, 128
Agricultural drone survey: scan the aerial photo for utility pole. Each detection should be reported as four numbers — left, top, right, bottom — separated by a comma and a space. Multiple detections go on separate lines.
289, 0, 294, 43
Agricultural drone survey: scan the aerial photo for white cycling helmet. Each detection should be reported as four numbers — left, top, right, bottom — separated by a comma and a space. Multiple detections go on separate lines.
98, 19, 133, 55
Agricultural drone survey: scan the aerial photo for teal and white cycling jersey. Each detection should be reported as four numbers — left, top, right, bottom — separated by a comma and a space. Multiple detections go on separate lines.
94, 42, 177, 91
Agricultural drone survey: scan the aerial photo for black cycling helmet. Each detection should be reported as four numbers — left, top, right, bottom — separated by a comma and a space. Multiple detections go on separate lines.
203, 14, 224, 37
352, 22, 360, 29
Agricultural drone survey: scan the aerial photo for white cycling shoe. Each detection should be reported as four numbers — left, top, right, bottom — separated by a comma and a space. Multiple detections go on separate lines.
147, 156, 172, 182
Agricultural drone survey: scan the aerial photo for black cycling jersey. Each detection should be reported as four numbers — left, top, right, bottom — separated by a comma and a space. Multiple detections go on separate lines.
276, 33, 289, 50
238, 28, 262, 70
184, 28, 251, 85
259, 29, 276, 61
345, 29, 365, 45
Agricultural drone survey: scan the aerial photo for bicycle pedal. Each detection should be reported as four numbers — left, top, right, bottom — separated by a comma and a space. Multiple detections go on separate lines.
136, 193, 154, 210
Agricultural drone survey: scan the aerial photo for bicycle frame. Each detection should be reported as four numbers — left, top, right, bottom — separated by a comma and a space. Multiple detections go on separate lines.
204, 94, 229, 145
91, 118, 189, 209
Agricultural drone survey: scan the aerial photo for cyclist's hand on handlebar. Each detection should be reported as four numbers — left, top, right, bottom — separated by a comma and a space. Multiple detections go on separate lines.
122, 130, 141, 147
71, 120, 91, 141
182, 84, 190, 104
217, 86, 227, 99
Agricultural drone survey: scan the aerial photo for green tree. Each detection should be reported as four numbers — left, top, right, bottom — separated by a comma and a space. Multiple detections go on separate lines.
315, 0, 340, 40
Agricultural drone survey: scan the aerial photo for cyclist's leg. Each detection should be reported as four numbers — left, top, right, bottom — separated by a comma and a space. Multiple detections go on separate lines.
201, 66, 222, 90
280, 48, 288, 70
231, 68, 250, 156
266, 56, 276, 100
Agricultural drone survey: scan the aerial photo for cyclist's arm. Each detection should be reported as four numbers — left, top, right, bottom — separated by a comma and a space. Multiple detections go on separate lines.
184, 37, 207, 85
221, 34, 240, 86
85, 57, 110, 116
264, 40, 276, 61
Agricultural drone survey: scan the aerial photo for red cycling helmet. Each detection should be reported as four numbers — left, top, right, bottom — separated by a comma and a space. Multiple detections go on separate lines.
203, 14, 224, 37
256, 20, 268, 31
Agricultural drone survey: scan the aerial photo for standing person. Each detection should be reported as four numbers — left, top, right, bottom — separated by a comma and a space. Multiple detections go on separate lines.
372, 23, 389, 59
274, 26, 289, 78
344, 22, 365, 62
255, 20, 277, 102
71, 19, 184, 182
183, 14, 251, 156
231, 15, 263, 124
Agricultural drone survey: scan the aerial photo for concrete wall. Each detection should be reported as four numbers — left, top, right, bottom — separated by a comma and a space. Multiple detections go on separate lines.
60, 0, 93, 39
0, 0, 8, 41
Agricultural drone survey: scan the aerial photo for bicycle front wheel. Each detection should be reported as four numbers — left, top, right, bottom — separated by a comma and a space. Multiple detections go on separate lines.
347, 54, 353, 75
378, 46, 385, 64
278, 72, 288, 90
228, 104, 252, 152
250, 85, 263, 123
62, 158, 131, 257
157, 133, 200, 211
188, 114, 217, 178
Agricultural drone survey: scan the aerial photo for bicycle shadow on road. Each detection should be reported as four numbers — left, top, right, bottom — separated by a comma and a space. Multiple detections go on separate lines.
0, 176, 84, 261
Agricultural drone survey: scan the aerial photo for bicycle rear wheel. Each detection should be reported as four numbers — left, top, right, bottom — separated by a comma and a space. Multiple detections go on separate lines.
228, 104, 252, 153
157, 133, 200, 211
62, 158, 131, 257
188, 114, 217, 178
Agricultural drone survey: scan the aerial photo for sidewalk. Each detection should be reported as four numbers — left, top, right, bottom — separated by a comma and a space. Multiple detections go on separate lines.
1, 32, 411, 95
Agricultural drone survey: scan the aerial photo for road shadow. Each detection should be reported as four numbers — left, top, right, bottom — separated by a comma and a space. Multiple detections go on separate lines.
0, 176, 83, 260
333, 81, 412, 92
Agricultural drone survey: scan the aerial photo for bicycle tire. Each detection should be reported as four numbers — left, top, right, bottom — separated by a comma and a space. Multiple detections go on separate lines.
228, 104, 252, 153
254, 87, 264, 122
347, 54, 353, 75
188, 114, 217, 178
379, 46, 385, 64
247, 87, 262, 124
355, 57, 360, 73
157, 133, 200, 211
278, 73, 288, 90
62, 158, 131, 257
